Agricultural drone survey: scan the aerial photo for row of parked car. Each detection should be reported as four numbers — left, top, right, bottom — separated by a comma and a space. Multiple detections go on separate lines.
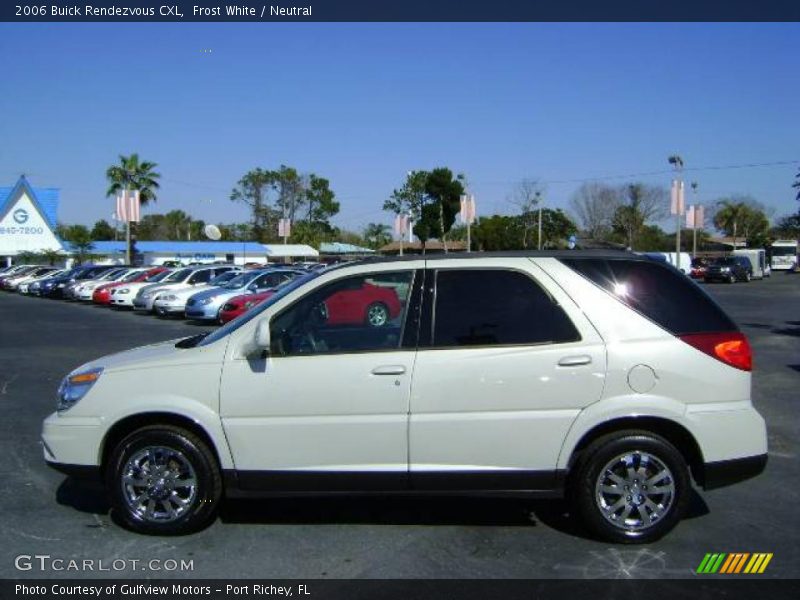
0, 262, 327, 324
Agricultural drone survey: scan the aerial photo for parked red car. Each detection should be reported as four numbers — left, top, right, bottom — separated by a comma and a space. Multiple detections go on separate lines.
219, 281, 402, 327
92, 267, 168, 305
219, 290, 275, 324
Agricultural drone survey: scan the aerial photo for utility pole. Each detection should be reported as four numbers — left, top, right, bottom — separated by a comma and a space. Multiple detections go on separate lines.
691, 182, 699, 258
536, 190, 543, 250
124, 186, 131, 265
669, 155, 685, 270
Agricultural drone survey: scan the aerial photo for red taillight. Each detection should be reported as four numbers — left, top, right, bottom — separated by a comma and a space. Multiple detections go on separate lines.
679, 332, 752, 371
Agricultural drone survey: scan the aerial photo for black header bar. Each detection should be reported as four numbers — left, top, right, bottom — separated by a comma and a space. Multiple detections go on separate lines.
3, 1, 800, 22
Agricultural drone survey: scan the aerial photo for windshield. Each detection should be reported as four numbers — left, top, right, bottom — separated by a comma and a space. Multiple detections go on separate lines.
145, 270, 171, 282
714, 258, 736, 266
99, 268, 125, 280
772, 246, 797, 257
165, 268, 192, 282
197, 271, 320, 348
120, 270, 144, 282
222, 271, 261, 289
210, 271, 240, 285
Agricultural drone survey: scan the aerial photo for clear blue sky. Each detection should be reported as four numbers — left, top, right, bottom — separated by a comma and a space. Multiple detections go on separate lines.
0, 23, 797, 233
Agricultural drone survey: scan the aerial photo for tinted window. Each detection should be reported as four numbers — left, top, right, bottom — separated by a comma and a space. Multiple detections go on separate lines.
432, 269, 580, 348
560, 258, 737, 335
270, 271, 414, 356
189, 270, 212, 284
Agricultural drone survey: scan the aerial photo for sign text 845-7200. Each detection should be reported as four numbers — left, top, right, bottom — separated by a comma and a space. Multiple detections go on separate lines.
0, 226, 44, 235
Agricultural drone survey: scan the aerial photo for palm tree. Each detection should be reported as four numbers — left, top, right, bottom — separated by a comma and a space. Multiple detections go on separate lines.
363, 222, 392, 250
105, 154, 160, 262
793, 167, 799, 201
714, 200, 749, 248
105, 153, 161, 205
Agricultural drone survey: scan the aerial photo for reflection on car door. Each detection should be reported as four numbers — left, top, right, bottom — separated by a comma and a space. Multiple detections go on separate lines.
219, 265, 422, 491
408, 258, 606, 491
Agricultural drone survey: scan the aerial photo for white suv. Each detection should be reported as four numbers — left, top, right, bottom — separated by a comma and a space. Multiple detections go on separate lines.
42, 252, 767, 542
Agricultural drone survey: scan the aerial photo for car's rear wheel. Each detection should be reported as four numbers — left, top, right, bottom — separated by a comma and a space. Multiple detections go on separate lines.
107, 425, 222, 535
365, 302, 389, 327
571, 430, 690, 544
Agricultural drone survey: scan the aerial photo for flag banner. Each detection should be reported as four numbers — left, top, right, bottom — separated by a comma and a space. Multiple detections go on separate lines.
670, 180, 685, 215
460, 194, 476, 224
686, 205, 695, 229
278, 218, 291, 238
393, 214, 408, 237
130, 190, 141, 223
696, 205, 705, 229
115, 192, 127, 222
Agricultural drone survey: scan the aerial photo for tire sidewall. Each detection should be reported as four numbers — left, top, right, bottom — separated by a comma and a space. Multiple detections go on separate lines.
107, 427, 221, 535
572, 432, 690, 544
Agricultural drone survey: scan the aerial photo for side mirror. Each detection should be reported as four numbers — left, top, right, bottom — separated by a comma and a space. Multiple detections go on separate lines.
248, 284, 258, 293
254, 320, 271, 351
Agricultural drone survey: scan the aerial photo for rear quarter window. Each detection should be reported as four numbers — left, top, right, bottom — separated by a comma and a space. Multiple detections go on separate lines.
559, 258, 737, 335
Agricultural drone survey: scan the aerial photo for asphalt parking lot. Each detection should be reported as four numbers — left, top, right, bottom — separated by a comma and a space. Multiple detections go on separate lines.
1, 276, 798, 579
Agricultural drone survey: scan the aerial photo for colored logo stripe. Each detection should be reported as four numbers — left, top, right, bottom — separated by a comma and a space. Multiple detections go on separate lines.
697, 553, 773, 574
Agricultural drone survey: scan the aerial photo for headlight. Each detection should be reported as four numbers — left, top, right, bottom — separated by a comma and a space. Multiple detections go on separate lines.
720, 267, 730, 272
199, 297, 214, 305
161, 294, 177, 302
57, 283, 65, 288
117, 288, 129, 294
57, 367, 103, 412
141, 291, 154, 299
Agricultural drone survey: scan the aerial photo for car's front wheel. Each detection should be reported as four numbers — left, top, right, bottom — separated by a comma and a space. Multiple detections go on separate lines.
107, 425, 222, 535
571, 431, 690, 544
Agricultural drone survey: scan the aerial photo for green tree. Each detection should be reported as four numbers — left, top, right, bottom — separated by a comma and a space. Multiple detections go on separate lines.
40, 248, 64, 265
610, 184, 667, 250
771, 214, 800, 239
539, 208, 577, 248
90, 219, 116, 240
424, 168, 465, 252
363, 223, 391, 249
304, 174, 340, 223
713, 197, 770, 248
62, 224, 94, 264
383, 170, 429, 223
472, 215, 526, 251
231, 168, 275, 242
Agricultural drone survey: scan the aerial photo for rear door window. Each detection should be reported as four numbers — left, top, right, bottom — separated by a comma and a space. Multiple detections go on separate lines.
559, 258, 737, 334
432, 269, 580, 348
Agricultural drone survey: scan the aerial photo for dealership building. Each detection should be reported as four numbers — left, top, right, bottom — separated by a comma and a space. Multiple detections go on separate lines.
0, 176, 319, 266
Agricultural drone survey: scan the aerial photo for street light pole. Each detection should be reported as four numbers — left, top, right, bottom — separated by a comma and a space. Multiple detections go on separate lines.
669, 155, 685, 271
691, 182, 699, 258
536, 191, 543, 250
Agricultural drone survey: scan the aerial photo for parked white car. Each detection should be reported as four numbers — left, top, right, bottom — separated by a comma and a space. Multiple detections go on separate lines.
110, 269, 173, 308
16, 268, 63, 293
75, 268, 147, 301
152, 269, 243, 317
43, 252, 767, 542
132, 266, 236, 313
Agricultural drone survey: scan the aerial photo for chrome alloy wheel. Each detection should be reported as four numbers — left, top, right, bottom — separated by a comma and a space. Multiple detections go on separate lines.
121, 446, 198, 523
366, 303, 388, 327
594, 451, 675, 532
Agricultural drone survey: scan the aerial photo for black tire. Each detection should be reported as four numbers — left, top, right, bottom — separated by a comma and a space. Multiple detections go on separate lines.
728, 274, 736, 284
744, 272, 751, 282
107, 425, 222, 535
570, 430, 690, 544
365, 302, 390, 328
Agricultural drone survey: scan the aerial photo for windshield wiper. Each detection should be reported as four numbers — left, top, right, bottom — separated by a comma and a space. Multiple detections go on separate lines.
175, 332, 210, 349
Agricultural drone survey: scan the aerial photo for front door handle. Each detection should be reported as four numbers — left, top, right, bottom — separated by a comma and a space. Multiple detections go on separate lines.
371, 365, 406, 376
558, 355, 592, 367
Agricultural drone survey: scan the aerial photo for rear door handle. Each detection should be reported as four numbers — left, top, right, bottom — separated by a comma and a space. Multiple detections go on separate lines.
558, 355, 592, 367
371, 365, 406, 376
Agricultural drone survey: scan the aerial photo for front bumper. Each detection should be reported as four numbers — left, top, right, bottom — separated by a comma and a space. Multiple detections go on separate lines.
41, 412, 104, 471
185, 303, 220, 320
132, 297, 156, 311
153, 300, 187, 315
